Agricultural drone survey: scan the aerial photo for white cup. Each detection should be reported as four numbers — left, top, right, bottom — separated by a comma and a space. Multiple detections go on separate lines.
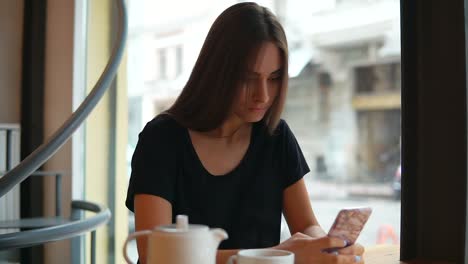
227, 249, 294, 264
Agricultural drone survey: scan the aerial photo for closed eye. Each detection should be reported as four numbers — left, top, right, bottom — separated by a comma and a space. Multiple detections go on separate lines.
245, 68, 283, 80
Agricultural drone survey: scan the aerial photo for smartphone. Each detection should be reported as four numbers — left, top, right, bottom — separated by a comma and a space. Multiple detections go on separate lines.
327, 207, 372, 247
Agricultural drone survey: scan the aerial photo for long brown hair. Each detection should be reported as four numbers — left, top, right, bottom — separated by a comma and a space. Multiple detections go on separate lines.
165, 2, 289, 135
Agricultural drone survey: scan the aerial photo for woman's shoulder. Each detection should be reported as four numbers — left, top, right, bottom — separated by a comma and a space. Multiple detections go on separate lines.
276, 119, 288, 131
141, 113, 184, 138
255, 119, 292, 142
268, 119, 291, 136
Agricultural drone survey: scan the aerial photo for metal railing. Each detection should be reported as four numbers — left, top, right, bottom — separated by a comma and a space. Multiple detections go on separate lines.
0, 0, 127, 198
0, 201, 110, 264
0, 170, 63, 230
0, 201, 110, 250
0, 125, 20, 236
0, 0, 127, 259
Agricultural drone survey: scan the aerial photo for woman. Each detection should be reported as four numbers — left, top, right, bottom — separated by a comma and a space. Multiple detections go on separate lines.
126, 2, 364, 264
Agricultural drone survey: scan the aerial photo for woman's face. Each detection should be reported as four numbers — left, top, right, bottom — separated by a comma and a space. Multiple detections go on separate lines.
232, 42, 283, 123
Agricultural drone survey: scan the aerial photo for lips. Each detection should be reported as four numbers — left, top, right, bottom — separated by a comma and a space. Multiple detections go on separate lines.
249, 107, 265, 111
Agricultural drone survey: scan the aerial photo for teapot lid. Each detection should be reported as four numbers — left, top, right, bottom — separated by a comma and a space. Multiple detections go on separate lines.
155, 215, 208, 233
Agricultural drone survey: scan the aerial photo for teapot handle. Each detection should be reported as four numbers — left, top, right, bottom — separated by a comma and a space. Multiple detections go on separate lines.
123, 230, 152, 264
226, 255, 238, 264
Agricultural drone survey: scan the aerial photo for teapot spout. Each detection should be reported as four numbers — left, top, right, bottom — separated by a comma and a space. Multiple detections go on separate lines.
211, 228, 228, 246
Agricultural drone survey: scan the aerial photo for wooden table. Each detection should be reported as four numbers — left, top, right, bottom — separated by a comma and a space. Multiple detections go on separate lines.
364, 245, 455, 264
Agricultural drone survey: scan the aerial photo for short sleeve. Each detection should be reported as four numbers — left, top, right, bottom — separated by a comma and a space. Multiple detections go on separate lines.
279, 120, 310, 188
125, 117, 179, 212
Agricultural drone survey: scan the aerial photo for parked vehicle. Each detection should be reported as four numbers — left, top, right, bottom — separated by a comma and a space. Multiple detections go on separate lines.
392, 165, 401, 199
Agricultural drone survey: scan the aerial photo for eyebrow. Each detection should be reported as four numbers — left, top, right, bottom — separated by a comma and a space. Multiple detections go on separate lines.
248, 68, 283, 76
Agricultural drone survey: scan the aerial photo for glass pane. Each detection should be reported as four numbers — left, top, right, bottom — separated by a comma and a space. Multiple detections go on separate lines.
279, 0, 401, 247
126, 0, 401, 260
465, 0, 468, 257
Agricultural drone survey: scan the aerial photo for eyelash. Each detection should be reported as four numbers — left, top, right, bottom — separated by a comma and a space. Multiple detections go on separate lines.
245, 76, 281, 81
268, 76, 282, 81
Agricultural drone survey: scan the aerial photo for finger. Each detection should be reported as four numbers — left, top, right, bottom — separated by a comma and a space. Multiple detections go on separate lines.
337, 244, 365, 255
291, 232, 310, 239
319, 253, 340, 263
355, 243, 365, 255
317, 236, 347, 249
336, 254, 364, 264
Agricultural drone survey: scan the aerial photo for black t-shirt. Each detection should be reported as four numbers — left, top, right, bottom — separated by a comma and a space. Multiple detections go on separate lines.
125, 114, 310, 249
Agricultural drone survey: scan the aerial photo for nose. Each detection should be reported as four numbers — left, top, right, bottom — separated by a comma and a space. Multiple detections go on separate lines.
253, 79, 269, 103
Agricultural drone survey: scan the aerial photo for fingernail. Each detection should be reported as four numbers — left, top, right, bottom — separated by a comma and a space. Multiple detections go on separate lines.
354, 255, 361, 263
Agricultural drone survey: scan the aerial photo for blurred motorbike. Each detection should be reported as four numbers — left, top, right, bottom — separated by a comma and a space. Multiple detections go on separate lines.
392, 165, 401, 199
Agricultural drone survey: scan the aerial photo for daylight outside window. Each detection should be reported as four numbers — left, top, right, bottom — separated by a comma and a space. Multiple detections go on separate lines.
126, 0, 401, 260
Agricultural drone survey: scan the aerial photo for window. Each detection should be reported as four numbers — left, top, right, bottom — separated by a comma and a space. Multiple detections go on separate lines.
126, 0, 468, 262
157, 48, 167, 80
175, 45, 183, 77
127, 0, 401, 251
280, 0, 401, 247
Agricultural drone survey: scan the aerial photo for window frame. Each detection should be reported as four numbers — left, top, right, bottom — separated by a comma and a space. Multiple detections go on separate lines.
401, 0, 467, 262
17, 0, 468, 262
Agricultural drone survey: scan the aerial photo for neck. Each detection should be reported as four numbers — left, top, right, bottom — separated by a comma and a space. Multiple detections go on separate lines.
203, 116, 249, 139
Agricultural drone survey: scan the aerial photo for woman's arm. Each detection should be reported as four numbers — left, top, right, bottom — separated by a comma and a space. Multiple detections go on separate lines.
135, 194, 239, 264
217, 249, 239, 264
283, 178, 326, 237
282, 178, 365, 263
134, 194, 172, 264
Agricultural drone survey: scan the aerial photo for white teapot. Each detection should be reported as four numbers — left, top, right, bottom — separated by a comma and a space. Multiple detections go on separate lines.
123, 215, 228, 264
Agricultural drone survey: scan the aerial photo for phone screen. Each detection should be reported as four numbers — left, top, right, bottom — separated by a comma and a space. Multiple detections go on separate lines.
327, 207, 372, 246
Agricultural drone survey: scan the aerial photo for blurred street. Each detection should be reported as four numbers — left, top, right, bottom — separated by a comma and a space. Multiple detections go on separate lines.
300, 197, 400, 247
279, 178, 401, 247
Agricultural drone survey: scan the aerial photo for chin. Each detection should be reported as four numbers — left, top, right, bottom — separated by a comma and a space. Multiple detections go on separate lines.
243, 114, 265, 123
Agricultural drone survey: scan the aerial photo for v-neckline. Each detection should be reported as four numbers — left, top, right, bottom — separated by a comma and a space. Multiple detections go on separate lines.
185, 123, 257, 177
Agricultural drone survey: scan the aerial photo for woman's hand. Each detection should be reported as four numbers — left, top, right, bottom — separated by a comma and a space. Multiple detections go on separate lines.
272, 232, 364, 264
337, 243, 364, 256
